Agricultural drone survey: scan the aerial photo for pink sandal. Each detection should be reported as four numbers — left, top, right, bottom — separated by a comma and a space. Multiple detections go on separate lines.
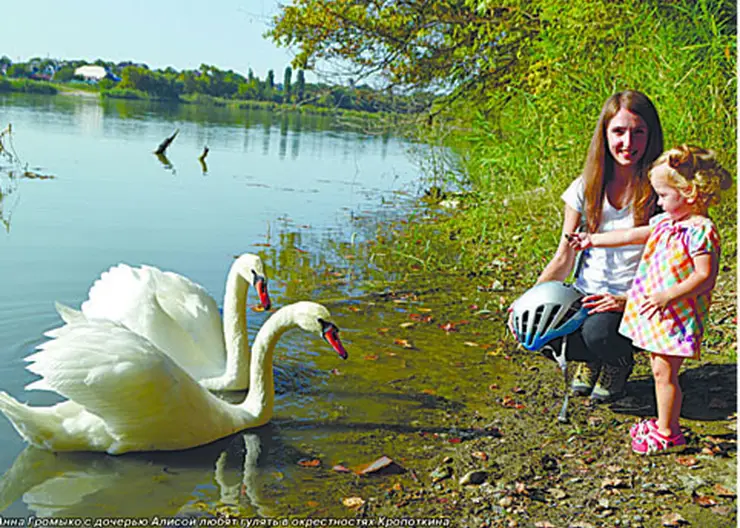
629, 418, 658, 440
631, 429, 686, 456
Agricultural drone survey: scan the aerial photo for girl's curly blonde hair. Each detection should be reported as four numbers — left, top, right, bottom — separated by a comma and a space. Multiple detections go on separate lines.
650, 145, 732, 214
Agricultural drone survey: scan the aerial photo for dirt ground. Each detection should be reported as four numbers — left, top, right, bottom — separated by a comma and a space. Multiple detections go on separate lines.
357, 287, 738, 528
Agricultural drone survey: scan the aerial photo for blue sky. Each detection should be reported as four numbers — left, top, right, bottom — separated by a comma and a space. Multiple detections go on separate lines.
2, 0, 313, 80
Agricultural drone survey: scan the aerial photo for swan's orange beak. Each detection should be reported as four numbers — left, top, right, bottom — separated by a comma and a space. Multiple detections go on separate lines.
255, 277, 271, 310
323, 324, 348, 359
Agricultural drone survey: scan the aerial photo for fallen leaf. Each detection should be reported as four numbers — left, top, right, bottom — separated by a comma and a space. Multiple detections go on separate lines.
251, 305, 266, 312
421, 388, 436, 395
393, 338, 415, 349
514, 482, 529, 495
676, 455, 699, 467
330, 368, 342, 375
347, 306, 361, 312
364, 355, 379, 361
601, 478, 627, 489
306, 500, 319, 507
535, 523, 557, 528
471, 451, 488, 461
661, 512, 689, 526
693, 494, 718, 507
488, 383, 499, 391
546, 488, 567, 500
418, 307, 433, 312
464, 341, 480, 347
448, 437, 462, 444
332, 464, 351, 473
297, 458, 321, 468
399, 322, 415, 328
342, 497, 365, 510
438, 322, 459, 333
252, 243, 271, 247
409, 313, 433, 323
713, 484, 736, 497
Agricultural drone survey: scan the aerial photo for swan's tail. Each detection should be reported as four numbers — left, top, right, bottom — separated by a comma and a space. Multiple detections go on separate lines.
54, 302, 85, 324
0, 391, 67, 451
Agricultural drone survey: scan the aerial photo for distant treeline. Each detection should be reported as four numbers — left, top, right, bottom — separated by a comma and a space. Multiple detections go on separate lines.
0, 56, 431, 114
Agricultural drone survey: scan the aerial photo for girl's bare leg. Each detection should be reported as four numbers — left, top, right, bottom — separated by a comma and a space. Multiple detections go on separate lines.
650, 353, 685, 437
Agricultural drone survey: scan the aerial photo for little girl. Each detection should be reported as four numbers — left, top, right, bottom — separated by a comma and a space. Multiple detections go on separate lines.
567, 145, 732, 455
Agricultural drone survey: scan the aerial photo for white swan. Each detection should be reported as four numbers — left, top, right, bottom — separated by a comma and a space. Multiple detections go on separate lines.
0, 301, 347, 454
55, 254, 271, 391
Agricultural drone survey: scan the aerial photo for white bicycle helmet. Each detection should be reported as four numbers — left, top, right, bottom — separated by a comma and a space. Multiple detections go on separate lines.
509, 281, 588, 351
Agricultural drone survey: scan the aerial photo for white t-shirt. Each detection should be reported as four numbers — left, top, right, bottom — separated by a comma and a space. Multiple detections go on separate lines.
561, 177, 645, 296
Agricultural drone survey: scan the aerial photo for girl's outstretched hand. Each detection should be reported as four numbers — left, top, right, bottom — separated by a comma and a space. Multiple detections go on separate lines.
565, 232, 592, 251
582, 293, 626, 314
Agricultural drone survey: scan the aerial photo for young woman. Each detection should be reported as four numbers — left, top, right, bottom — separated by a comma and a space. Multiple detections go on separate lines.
537, 90, 664, 402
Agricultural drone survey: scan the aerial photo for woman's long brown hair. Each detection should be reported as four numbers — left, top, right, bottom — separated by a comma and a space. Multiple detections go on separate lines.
581, 91, 664, 233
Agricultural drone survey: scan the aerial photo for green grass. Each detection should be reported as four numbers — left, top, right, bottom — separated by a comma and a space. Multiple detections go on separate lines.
365, 0, 736, 358
0, 78, 58, 95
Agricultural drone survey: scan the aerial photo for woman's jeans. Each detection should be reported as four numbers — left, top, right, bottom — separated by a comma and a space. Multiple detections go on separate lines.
563, 312, 634, 367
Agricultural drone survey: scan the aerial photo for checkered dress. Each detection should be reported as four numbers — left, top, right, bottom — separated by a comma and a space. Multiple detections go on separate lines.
619, 213, 719, 359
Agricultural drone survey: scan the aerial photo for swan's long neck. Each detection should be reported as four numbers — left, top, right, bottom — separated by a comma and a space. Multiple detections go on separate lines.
240, 307, 295, 420
222, 265, 249, 387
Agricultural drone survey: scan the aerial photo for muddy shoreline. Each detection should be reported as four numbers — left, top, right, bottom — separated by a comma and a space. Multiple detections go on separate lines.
308, 279, 737, 528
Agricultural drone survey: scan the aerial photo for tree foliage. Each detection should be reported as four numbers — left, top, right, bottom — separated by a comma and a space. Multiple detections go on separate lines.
269, 0, 736, 114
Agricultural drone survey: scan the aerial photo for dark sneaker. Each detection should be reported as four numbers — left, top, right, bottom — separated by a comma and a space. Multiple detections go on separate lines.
571, 361, 601, 396
590, 363, 632, 403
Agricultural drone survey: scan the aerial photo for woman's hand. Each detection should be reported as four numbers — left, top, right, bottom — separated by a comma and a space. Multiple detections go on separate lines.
639, 292, 671, 319
582, 293, 626, 314
565, 232, 591, 251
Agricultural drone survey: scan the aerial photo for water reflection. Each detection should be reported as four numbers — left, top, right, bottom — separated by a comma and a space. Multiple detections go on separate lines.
0, 171, 19, 232
0, 95, 398, 163
0, 429, 275, 518
154, 152, 176, 174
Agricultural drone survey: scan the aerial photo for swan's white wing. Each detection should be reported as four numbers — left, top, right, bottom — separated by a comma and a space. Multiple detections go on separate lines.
148, 266, 225, 356
25, 320, 243, 453
81, 264, 224, 378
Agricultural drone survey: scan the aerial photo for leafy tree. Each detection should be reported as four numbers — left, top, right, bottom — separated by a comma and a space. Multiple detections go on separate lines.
268, 0, 736, 115
295, 69, 305, 101
53, 65, 77, 82
6, 64, 28, 78
283, 66, 292, 101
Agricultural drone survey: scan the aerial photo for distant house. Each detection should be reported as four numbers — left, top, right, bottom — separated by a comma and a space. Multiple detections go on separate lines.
74, 65, 121, 83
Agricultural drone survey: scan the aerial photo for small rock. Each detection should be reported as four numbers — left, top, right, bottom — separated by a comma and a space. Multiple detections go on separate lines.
459, 470, 488, 486
499, 496, 513, 507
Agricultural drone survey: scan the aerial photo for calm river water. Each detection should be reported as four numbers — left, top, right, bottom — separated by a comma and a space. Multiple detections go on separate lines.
0, 93, 447, 517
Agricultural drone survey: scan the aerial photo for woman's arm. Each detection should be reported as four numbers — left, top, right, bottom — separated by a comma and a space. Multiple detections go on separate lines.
537, 204, 581, 283
639, 253, 717, 318
568, 225, 651, 250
